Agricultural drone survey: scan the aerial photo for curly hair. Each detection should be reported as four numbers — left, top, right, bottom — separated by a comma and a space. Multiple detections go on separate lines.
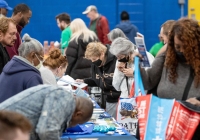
165, 18, 200, 87
0, 17, 15, 34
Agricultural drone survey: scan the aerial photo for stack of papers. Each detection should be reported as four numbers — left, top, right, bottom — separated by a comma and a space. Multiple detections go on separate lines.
58, 75, 88, 89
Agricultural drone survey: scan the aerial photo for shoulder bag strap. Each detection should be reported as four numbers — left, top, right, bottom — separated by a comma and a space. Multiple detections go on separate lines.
126, 76, 130, 95
182, 67, 194, 100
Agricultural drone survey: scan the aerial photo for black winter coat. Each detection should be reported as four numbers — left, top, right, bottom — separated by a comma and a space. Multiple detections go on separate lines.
0, 43, 10, 73
66, 36, 98, 79
84, 46, 121, 103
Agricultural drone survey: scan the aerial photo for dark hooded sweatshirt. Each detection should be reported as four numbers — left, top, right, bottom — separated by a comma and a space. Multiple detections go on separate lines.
116, 21, 138, 44
0, 43, 10, 73
0, 56, 43, 103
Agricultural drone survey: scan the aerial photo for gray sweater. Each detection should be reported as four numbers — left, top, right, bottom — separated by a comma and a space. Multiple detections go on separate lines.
140, 54, 199, 100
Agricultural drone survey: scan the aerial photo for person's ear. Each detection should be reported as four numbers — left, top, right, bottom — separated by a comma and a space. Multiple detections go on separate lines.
57, 65, 62, 72
30, 52, 36, 59
17, 12, 23, 18
61, 21, 65, 26
26, 52, 36, 65
75, 111, 83, 117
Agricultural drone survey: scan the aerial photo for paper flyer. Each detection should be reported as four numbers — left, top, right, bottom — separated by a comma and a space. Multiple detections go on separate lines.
136, 32, 144, 38
134, 35, 150, 67
59, 75, 88, 89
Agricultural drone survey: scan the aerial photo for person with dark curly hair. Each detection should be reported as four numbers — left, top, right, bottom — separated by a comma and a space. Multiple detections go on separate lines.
136, 18, 200, 139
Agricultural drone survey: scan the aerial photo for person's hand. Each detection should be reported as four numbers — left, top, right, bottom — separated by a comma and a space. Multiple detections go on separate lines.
186, 97, 200, 106
130, 51, 143, 61
117, 62, 126, 72
75, 79, 84, 83
123, 68, 134, 77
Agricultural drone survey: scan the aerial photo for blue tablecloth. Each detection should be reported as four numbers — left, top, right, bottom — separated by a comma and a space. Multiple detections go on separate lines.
61, 96, 137, 140
61, 128, 137, 140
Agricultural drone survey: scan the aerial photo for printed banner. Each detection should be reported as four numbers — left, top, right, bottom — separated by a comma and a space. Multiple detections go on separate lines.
145, 95, 174, 140
166, 101, 200, 139
136, 94, 152, 140
116, 98, 138, 135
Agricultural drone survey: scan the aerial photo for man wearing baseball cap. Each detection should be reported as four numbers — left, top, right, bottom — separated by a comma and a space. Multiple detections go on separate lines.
82, 5, 110, 45
0, 0, 12, 17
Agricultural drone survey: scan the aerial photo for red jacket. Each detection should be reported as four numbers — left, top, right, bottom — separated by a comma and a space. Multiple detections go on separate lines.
6, 25, 23, 58
90, 15, 111, 45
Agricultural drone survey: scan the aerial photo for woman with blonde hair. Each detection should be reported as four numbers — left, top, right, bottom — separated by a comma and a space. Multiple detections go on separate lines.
40, 48, 68, 85
76, 42, 121, 118
66, 18, 98, 79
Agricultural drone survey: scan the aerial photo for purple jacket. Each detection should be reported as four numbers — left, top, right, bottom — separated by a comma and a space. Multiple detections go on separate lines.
0, 56, 43, 102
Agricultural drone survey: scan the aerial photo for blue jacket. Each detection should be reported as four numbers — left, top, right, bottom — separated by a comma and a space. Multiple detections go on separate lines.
116, 21, 138, 44
0, 85, 76, 140
0, 56, 43, 102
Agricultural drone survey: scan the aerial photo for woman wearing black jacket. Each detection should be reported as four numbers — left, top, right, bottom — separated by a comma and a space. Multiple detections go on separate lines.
76, 42, 121, 118
66, 18, 98, 79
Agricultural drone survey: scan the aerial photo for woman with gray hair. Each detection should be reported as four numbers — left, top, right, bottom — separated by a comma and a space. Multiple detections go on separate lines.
107, 28, 137, 50
0, 33, 43, 103
110, 37, 154, 98
107, 28, 127, 42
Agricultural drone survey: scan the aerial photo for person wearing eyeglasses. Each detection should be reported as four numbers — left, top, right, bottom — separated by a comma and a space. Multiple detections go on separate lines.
0, 33, 43, 103
0, 17, 17, 73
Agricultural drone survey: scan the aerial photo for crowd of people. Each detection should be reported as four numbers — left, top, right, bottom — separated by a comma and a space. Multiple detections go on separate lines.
0, 1, 199, 140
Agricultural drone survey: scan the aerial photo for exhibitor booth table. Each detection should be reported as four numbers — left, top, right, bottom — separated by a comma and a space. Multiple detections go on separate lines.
61, 96, 137, 140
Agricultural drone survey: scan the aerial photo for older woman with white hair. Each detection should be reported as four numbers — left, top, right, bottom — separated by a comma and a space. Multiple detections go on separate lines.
110, 37, 154, 98
107, 28, 137, 50
107, 28, 127, 42
66, 18, 98, 79
0, 34, 43, 103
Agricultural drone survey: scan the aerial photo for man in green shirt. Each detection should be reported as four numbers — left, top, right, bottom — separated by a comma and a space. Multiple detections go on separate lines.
56, 13, 72, 54
149, 34, 164, 57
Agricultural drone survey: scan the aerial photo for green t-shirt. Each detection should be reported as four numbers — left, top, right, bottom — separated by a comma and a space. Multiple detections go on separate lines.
61, 26, 72, 54
149, 41, 164, 57
89, 19, 97, 34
